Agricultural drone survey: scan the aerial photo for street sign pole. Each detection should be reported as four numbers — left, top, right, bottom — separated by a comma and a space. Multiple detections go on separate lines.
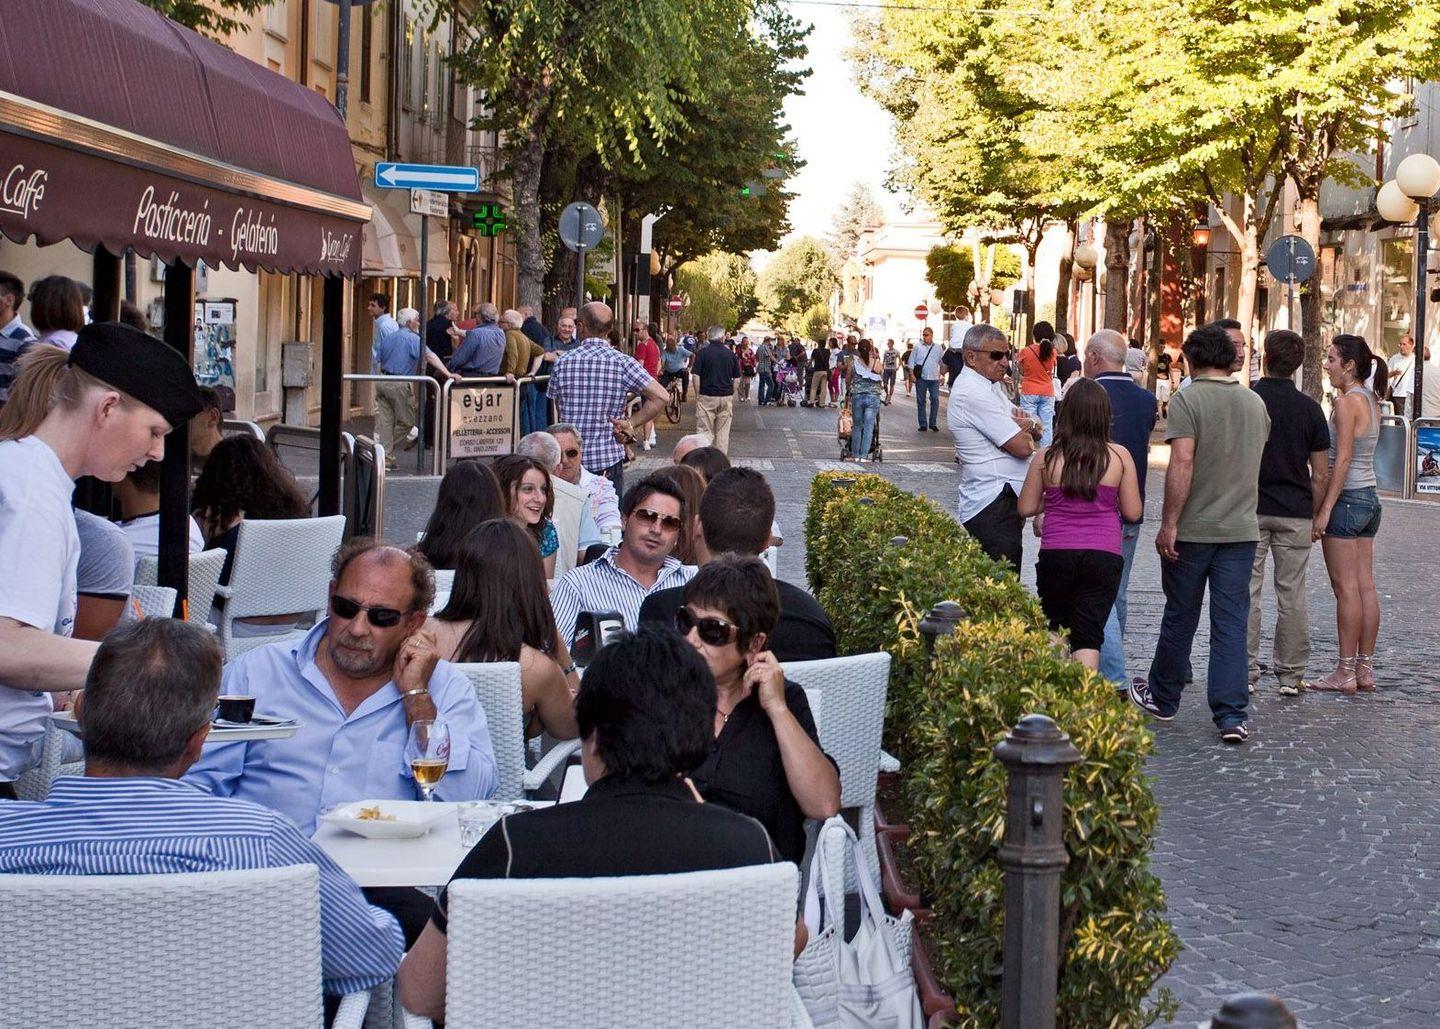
576, 243, 586, 315
416, 211, 428, 473
335, 0, 351, 117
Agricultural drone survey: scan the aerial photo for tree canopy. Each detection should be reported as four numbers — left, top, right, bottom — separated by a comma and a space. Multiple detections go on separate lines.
138, 0, 269, 37
826, 182, 884, 261
757, 237, 840, 334
674, 252, 760, 333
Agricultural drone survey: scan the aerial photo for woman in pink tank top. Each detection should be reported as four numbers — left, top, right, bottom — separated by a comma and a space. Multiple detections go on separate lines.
1018, 378, 1143, 670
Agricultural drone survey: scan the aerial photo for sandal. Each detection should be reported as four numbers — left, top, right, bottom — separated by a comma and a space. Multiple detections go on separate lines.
1305, 658, 1357, 694
1355, 654, 1376, 692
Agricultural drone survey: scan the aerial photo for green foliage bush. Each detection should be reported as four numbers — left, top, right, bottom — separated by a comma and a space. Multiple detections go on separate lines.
804, 472, 1178, 1028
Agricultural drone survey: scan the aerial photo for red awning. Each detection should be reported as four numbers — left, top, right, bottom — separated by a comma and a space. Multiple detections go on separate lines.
0, 0, 368, 277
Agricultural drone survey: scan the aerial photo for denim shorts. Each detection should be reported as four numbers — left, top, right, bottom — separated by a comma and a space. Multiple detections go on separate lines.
1326, 486, 1382, 539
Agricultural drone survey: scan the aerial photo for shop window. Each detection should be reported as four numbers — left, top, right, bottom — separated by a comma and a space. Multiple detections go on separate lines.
1381, 236, 1414, 355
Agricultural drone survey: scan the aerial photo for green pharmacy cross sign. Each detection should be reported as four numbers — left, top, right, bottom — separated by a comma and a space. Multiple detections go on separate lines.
473, 204, 508, 237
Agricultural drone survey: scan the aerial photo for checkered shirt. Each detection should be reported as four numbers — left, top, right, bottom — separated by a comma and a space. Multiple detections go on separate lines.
547, 338, 655, 472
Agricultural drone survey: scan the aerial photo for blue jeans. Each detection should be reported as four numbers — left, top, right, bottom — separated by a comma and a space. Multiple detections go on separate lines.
1019, 394, 1055, 446
520, 383, 549, 436
758, 369, 775, 405
915, 377, 939, 428
1147, 540, 1257, 729
851, 391, 879, 458
1100, 522, 1142, 685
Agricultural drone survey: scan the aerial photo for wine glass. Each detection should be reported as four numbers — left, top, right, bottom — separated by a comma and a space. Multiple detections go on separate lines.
405, 719, 451, 802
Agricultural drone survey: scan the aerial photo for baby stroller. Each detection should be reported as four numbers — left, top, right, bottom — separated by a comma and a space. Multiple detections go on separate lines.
774, 359, 803, 407
838, 399, 883, 462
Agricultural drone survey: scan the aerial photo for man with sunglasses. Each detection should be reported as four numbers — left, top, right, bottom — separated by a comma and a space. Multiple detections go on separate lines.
547, 422, 622, 535
947, 322, 1042, 570
550, 473, 697, 648
186, 540, 499, 841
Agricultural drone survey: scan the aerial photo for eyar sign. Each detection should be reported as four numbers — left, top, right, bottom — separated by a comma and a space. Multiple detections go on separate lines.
448, 385, 515, 457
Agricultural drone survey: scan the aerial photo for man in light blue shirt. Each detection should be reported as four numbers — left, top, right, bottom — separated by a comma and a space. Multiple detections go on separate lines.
368, 292, 399, 344
186, 541, 498, 835
0, 618, 403, 998
372, 307, 423, 467
448, 302, 506, 376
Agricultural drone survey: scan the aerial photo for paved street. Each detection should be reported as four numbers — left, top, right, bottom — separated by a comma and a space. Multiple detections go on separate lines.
360, 384, 1440, 1027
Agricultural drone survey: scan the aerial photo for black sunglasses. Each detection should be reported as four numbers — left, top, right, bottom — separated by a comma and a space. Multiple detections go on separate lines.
331, 595, 405, 628
561, 447, 581, 460
633, 507, 684, 532
980, 349, 1010, 361
675, 606, 739, 647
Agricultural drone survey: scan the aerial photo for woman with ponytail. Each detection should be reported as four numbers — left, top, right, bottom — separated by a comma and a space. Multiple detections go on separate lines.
1018, 320, 1059, 445
1308, 334, 1386, 693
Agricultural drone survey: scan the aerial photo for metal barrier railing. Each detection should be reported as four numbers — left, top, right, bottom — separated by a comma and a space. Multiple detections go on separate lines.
343, 374, 444, 475
1376, 414, 1412, 499
220, 419, 265, 442
1412, 416, 1440, 500
440, 373, 554, 464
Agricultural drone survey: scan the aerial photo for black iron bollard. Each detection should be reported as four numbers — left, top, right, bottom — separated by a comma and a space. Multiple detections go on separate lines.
918, 600, 965, 661
993, 714, 1082, 1029
1209, 992, 1297, 1029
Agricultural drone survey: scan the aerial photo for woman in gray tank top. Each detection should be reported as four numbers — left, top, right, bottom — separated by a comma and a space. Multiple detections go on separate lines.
1309, 334, 1385, 694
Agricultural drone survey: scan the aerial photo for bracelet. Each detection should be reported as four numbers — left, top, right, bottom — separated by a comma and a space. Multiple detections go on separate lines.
400, 687, 429, 699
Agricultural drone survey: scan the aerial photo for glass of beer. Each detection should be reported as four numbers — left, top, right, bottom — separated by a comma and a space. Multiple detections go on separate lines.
405, 719, 451, 802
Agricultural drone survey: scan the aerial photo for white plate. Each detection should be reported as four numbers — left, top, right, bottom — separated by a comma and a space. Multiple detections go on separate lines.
319, 800, 453, 840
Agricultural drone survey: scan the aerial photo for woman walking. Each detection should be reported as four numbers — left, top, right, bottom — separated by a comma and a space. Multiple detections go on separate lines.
1018, 321, 1060, 445
1308, 334, 1386, 693
846, 339, 884, 462
1017, 378, 1142, 670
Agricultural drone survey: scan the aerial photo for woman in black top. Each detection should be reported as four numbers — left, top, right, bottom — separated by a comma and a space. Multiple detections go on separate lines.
679, 555, 840, 863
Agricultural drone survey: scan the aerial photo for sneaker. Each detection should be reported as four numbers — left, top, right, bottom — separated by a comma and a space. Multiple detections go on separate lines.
1277, 681, 1303, 697
1127, 679, 1174, 721
1248, 680, 1256, 695
400, 426, 419, 451
1220, 723, 1249, 745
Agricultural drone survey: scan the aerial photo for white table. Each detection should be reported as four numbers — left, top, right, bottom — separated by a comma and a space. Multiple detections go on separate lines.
48, 710, 301, 743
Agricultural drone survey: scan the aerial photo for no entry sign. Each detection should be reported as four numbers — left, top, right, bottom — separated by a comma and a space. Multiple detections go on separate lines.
914, 303, 928, 321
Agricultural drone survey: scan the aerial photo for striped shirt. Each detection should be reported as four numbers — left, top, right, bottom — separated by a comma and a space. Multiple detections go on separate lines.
0, 317, 36, 403
0, 776, 403, 995
547, 339, 655, 472
550, 547, 695, 645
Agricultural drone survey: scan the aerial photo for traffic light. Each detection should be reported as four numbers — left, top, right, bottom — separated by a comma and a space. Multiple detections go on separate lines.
472, 203, 507, 237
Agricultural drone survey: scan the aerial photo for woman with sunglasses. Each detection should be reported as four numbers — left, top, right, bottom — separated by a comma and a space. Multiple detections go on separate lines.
417, 460, 506, 570
492, 453, 558, 578
427, 519, 579, 739
679, 555, 839, 863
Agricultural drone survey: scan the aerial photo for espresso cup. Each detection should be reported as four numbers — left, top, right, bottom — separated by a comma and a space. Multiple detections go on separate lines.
217, 695, 256, 723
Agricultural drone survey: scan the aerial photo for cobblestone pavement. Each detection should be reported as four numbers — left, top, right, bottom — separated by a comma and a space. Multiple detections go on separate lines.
362, 384, 1440, 1026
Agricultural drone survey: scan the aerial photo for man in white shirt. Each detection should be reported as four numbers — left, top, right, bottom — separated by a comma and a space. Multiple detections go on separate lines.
947, 323, 1041, 570
948, 306, 974, 346
547, 422, 622, 535
909, 327, 945, 431
1388, 334, 1416, 417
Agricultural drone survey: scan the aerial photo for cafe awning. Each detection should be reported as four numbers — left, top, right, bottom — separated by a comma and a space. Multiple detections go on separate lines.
0, 0, 369, 277
360, 183, 450, 282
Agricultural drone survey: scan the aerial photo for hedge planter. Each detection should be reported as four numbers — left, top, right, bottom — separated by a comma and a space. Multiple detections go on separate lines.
874, 795, 907, 839
877, 829, 927, 922
911, 925, 958, 1022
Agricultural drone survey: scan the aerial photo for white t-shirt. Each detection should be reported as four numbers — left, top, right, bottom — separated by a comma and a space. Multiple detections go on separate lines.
117, 512, 207, 563
0, 436, 79, 781
947, 366, 1033, 524
1388, 352, 1416, 398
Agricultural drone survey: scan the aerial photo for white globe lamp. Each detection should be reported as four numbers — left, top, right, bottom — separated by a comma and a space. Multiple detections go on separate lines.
1396, 153, 1440, 200
1377, 179, 1420, 224
1073, 243, 1099, 271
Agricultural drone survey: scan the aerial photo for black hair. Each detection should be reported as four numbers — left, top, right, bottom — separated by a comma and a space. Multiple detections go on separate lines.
1262, 329, 1304, 378
1044, 377, 1113, 501
575, 626, 716, 783
417, 460, 506, 569
491, 453, 554, 548
191, 435, 310, 540
28, 276, 86, 335
681, 554, 779, 649
439, 519, 559, 660
1209, 318, 1242, 332
679, 445, 732, 483
0, 271, 23, 310
621, 471, 688, 521
1032, 320, 1056, 362
1182, 324, 1236, 372
699, 467, 774, 556
368, 292, 391, 312
1332, 333, 1386, 393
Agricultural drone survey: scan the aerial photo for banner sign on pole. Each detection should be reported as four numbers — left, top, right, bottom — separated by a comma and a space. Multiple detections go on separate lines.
448, 385, 515, 458
1417, 423, 1440, 493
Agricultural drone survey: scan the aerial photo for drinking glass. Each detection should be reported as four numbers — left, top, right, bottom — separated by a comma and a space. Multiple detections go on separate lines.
405, 719, 451, 801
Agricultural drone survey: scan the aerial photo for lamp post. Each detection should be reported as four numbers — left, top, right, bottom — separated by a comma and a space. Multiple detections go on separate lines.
1380, 153, 1440, 421
1074, 243, 1099, 338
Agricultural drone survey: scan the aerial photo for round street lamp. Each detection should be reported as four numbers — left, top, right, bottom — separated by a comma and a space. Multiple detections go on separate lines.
1382, 152, 1440, 431
1073, 243, 1100, 337
1377, 179, 1420, 223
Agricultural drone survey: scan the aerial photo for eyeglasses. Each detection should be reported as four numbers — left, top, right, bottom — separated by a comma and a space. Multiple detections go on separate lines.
561, 448, 581, 460
981, 349, 1010, 361
632, 507, 684, 532
675, 606, 739, 647
331, 595, 405, 628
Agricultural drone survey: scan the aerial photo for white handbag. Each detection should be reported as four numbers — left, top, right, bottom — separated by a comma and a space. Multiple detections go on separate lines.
794, 816, 924, 1029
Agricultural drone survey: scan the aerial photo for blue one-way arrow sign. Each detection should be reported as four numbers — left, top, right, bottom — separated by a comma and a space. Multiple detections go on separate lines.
374, 162, 480, 193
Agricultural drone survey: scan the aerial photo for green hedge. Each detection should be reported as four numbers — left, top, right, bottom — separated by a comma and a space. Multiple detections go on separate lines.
805, 472, 1178, 1027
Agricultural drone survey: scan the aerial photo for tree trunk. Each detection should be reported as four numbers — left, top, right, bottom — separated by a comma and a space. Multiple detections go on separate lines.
1295, 191, 1324, 398
1055, 218, 1074, 336
1234, 216, 1260, 386
1103, 219, 1130, 332
511, 130, 547, 311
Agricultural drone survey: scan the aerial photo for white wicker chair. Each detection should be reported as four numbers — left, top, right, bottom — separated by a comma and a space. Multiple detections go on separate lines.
404, 864, 805, 1029
129, 584, 178, 620
135, 548, 228, 625
453, 662, 579, 801
13, 719, 80, 801
0, 865, 372, 1028
782, 653, 891, 883
214, 516, 345, 660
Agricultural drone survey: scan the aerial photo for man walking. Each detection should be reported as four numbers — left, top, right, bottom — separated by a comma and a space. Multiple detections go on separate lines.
806, 338, 831, 407
1129, 324, 1270, 745
1084, 330, 1159, 689
755, 337, 777, 406
1247, 329, 1330, 696
910, 326, 943, 431
367, 293, 399, 343
547, 301, 668, 497
693, 325, 742, 454
448, 303, 507, 377
372, 307, 422, 469
947, 323, 1041, 569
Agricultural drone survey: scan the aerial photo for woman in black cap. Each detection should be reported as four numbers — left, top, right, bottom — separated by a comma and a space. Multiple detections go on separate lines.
0, 323, 203, 798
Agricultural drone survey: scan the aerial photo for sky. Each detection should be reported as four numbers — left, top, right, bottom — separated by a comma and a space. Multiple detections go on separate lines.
769, 2, 909, 255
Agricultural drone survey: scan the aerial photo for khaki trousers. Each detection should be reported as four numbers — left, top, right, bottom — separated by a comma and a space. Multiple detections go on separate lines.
808, 370, 831, 406
374, 378, 415, 460
1246, 514, 1314, 686
695, 394, 735, 454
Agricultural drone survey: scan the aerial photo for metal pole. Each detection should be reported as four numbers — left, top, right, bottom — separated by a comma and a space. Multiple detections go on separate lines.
159, 262, 194, 615
335, 0, 352, 118
416, 211, 428, 473
994, 714, 1082, 1029
319, 276, 345, 516
576, 244, 587, 314
1414, 201, 1428, 423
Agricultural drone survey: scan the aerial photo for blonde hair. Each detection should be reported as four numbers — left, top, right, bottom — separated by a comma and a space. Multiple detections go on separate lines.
0, 344, 133, 442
